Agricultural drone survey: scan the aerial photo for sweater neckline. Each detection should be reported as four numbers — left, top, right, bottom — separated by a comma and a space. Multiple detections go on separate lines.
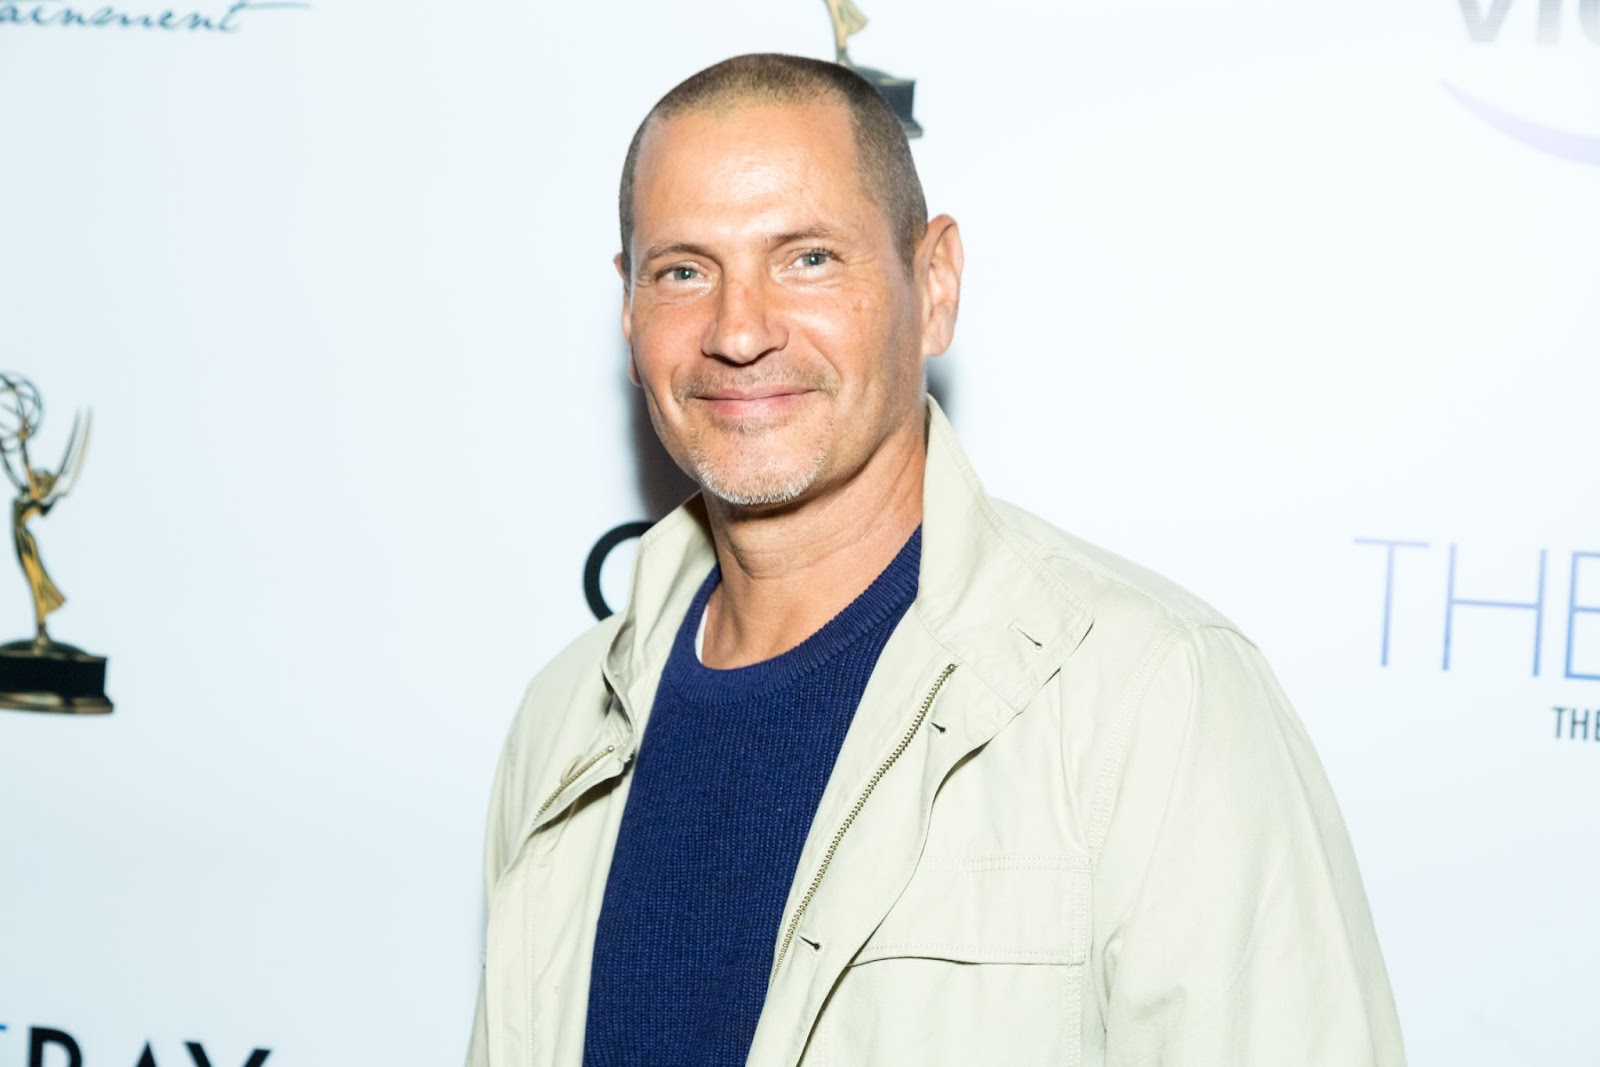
662, 527, 922, 706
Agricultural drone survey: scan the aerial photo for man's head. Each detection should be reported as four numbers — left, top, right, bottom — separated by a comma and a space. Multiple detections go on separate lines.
619, 53, 927, 281
617, 53, 963, 512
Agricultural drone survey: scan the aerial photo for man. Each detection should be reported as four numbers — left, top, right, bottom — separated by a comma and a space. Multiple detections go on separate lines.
468, 53, 1405, 1067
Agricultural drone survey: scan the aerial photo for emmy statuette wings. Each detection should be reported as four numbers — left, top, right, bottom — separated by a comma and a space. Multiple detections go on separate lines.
0, 373, 113, 714
821, 0, 923, 138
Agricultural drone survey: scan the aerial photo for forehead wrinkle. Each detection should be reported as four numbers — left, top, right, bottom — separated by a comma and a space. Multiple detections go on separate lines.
636, 161, 828, 240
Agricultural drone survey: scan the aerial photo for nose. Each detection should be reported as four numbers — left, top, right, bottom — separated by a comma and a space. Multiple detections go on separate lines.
702, 273, 783, 365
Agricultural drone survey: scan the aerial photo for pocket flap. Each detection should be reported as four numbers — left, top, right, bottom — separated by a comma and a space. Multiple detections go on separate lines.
851, 855, 1090, 966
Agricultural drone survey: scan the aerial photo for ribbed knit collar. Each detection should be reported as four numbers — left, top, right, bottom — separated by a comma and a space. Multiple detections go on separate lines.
661, 527, 922, 707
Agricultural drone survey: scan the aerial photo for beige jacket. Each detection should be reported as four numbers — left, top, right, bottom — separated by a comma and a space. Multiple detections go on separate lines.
467, 399, 1405, 1067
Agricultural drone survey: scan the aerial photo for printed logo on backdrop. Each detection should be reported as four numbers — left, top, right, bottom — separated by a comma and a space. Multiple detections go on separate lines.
0, 0, 304, 32
1357, 539, 1600, 745
0, 1022, 267, 1066
584, 522, 653, 621
1447, 0, 1600, 165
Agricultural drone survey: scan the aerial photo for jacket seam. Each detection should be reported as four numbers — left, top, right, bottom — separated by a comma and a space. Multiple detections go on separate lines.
1084, 622, 1193, 864
916, 854, 1089, 873
1094, 626, 1207, 940
858, 942, 1080, 961
1034, 544, 1232, 632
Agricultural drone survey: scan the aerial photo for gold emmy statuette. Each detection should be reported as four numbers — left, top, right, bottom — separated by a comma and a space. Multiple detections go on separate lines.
0, 373, 111, 714
822, 0, 923, 138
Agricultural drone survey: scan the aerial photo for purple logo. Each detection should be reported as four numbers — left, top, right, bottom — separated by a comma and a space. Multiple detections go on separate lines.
1443, 81, 1600, 165
1450, 0, 1600, 164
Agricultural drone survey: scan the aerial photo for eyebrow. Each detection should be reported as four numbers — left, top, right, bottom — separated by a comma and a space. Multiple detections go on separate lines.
638, 226, 846, 267
639, 241, 716, 265
768, 225, 842, 248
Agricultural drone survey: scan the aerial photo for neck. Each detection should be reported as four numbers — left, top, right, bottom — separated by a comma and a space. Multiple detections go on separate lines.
698, 419, 925, 669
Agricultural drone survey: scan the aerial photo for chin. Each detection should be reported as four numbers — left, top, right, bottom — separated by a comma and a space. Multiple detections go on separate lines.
690, 449, 827, 509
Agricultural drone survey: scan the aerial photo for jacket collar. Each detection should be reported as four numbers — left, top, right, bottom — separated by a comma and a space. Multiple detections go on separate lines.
913, 396, 1093, 709
602, 396, 1093, 731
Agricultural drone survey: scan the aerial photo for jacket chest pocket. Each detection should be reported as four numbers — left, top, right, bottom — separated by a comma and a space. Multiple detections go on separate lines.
809, 856, 1090, 1067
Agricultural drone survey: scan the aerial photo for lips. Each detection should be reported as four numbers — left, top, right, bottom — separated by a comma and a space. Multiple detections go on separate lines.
697, 386, 810, 402
693, 387, 813, 419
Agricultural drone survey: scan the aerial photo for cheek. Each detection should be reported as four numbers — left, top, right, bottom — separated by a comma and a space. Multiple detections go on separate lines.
629, 310, 702, 391
801, 286, 883, 341
797, 292, 906, 390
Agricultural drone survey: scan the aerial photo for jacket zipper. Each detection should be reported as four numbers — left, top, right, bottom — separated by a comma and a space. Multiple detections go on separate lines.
769, 663, 958, 978
532, 744, 616, 825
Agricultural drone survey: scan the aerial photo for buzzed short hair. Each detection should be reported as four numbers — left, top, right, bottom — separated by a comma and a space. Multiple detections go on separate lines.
618, 53, 928, 280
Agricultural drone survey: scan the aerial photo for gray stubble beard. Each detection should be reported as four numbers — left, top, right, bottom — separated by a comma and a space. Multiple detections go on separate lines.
687, 430, 829, 507
671, 369, 837, 508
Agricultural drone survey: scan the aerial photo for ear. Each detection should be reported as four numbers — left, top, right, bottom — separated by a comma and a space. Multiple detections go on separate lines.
616, 252, 641, 387
916, 215, 964, 359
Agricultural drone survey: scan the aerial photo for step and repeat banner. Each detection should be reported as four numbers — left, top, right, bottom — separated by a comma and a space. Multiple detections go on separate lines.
1, 0, 1595, 1063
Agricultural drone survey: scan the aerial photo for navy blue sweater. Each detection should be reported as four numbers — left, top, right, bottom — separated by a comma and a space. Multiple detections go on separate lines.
582, 529, 922, 1067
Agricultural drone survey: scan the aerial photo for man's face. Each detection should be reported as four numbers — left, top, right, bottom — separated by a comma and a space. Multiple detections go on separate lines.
620, 101, 930, 509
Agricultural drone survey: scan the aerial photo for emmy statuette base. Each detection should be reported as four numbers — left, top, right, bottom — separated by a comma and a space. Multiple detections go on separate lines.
853, 66, 923, 138
0, 638, 113, 714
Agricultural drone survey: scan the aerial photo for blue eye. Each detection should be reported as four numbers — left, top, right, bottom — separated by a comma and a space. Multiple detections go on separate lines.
672, 267, 696, 281
798, 250, 830, 268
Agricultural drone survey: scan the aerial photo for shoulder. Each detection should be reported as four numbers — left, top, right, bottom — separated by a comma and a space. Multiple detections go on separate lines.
985, 499, 1289, 800
990, 497, 1246, 651
487, 618, 622, 846
517, 616, 622, 715
986, 505, 1321, 870
503, 616, 620, 761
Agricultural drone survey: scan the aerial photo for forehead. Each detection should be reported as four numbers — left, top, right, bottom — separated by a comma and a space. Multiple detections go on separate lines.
630, 101, 876, 241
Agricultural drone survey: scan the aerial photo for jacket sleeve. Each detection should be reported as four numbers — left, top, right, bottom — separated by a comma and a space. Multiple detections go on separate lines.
1095, 624, 1406, 1066
465, 976, 490, 1067
465, 706, 524, 1067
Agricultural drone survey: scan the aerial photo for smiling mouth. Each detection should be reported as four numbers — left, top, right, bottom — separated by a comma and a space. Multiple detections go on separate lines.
699, 387, 809, 402
692, 387, 815, 419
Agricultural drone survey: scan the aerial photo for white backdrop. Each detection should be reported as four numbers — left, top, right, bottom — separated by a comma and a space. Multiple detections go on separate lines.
1, 0, 1596, 1064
